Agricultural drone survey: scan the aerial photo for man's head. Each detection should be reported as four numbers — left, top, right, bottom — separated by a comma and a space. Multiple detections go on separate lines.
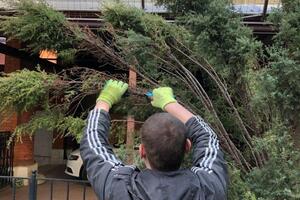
139, 113, 191, 171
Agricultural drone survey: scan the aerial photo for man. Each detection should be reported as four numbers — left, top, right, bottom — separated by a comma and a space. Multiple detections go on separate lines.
80, 80, 228, 200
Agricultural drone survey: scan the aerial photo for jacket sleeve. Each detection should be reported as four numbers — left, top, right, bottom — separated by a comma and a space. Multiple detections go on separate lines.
80, 109, 123, 199
186, 116, 228, 200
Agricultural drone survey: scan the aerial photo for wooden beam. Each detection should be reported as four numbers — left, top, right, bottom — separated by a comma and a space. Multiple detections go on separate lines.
262, 0, 269, 20
141, 0, 145, 10
0, 42, 60, 70
126, 115, 135, 164
126, 68, 137, 164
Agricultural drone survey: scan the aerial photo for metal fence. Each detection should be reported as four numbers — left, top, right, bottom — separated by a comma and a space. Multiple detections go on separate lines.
0, 132, 14, 189
45, 0, 166, 13
44, 0, 282, 15
0, 171, 93, 200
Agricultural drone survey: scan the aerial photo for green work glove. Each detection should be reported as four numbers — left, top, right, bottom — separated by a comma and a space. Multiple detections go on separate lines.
151, 87, 177, 110
97, 79, 128, 108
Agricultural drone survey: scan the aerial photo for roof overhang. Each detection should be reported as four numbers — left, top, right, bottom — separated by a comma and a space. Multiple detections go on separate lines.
0, 1, 277, 35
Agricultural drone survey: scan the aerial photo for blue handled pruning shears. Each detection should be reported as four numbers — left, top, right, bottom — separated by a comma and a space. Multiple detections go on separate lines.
124, 90, 153, 99
145, 91, 153, 98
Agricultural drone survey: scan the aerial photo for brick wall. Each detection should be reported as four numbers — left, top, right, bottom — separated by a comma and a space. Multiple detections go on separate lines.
0, 37, 5, 66
0, 40, 21, 132
0, 112, 18, 132
0, 111, 35, 165
1, 39, 35, 166
0, 53, 4, 66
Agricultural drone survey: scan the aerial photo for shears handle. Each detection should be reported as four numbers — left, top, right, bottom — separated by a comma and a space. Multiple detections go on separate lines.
145, 91, 153, 98
124, 90, 153, 99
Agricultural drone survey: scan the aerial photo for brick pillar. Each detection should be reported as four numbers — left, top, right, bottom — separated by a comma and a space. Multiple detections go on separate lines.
14, 111, 34, 165
4, 39, 21, 73
12, 111, 37, 184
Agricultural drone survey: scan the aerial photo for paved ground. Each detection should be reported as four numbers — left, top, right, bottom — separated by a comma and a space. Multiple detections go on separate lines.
0, 165, 98, 200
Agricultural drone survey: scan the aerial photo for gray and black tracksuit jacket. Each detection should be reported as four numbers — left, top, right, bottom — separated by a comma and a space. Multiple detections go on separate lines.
80, 109, 228, 200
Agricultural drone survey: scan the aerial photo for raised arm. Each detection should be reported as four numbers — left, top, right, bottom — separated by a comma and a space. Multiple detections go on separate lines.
80, 80, 128, 199
183, 113, 228, 198
151, 87, 228, 199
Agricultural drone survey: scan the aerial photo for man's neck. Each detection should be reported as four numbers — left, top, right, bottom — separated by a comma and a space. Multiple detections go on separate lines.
144, 159, 152, 170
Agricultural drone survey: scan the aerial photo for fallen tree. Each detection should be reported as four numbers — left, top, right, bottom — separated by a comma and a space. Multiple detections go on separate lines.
0, 0, 259, 172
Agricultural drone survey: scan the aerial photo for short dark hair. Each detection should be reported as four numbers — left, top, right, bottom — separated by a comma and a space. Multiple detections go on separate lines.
140, 113, 187, 171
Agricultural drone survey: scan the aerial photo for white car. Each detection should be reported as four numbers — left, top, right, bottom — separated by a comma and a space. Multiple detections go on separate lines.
65, 149, 87, 180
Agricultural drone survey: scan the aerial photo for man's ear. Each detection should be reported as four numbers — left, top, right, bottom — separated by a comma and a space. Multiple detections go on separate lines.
185, 139, 192, 153
139, 144, 146, 158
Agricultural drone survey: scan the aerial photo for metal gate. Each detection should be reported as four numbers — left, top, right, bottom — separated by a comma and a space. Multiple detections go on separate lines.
0, 131, 14, 188
0, 171, 93, 200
